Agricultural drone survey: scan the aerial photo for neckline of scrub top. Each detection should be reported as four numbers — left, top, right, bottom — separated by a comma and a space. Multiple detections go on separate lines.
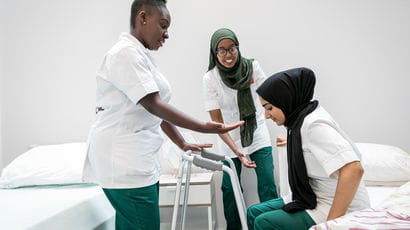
119, 32, 150, 55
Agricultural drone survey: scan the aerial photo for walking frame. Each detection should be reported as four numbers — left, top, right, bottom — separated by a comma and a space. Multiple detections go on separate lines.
171, 149, 248, 230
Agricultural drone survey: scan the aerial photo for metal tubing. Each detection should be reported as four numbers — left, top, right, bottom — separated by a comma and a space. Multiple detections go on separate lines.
180, 160, 192, 230
222, 165, 248, 230
171, 158, 185, 230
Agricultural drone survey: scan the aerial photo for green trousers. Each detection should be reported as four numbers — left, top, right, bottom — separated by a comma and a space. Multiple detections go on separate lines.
247, 198, 316, 230
103, 182, 160, 230
222, 146, 278, 230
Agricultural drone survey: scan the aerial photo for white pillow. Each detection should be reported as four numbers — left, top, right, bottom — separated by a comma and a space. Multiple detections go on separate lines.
0, 142, 87, 188
356, 143, 410, 186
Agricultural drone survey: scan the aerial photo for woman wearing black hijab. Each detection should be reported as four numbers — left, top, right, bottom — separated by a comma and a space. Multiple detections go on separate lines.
246, 68, 370, 230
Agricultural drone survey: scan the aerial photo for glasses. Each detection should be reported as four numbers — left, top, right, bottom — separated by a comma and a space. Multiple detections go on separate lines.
216, 46, 238, 56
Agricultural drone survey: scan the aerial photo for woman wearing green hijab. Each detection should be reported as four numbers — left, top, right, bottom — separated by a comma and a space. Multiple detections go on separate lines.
202, 28, 278, 229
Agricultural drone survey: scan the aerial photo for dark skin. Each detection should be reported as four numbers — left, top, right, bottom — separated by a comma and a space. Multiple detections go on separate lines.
208, 38, 256, 167
132, 6, 244, 151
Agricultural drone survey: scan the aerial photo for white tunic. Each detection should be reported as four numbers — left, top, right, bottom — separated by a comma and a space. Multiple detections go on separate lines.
283, 106, 370, 224
202, 60, 271, 157
82, 33, 172, 189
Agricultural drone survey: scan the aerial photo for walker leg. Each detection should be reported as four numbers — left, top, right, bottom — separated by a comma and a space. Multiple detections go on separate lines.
180, 160, 192, 230
225, 157, 247, 216
171, 159, 186, 230
207, 206, 213, 230
223, 166, 248, 230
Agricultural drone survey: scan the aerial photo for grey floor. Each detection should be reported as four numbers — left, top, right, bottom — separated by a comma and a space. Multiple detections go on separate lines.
160, 206, 216, 230
160, 222, 210, 230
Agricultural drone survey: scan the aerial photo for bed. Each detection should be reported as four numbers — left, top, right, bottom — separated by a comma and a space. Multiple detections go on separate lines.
311, 182, 410, 229
0, 184, 114, 230
0, 143, 115, 230
277, 143, 410, 229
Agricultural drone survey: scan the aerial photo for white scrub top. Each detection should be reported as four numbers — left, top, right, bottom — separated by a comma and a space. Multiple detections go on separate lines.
282, 106, 370, 224
83, 33, 172, 189
202, 60, 271, 157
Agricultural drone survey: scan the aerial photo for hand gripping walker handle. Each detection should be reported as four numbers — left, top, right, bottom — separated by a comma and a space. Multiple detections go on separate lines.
200, 149, 226, 161
192, 156, 223, 171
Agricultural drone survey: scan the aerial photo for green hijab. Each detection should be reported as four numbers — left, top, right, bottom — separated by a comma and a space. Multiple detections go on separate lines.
208, 28, 256, 147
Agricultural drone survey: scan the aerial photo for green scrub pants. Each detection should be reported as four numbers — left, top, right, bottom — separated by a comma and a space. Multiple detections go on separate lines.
103, 182, 160, 230
247, 198, 316, 230
222, 146, 278, 230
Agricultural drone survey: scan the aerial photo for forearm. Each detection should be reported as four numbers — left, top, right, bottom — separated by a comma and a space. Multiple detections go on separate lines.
208, 109, 241, 156
219, 133, 242, 156
327, 161, 364, 220
140, 93, 205, 132
160, 121, 186, 149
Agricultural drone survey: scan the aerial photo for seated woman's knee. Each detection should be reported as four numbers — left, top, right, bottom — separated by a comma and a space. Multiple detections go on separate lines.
254, 213, 276, 230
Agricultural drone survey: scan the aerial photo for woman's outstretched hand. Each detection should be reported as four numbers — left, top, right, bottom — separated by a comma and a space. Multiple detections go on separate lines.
181, 143, 213, 152
238, 154, 256, 168
201, 121, 245, 134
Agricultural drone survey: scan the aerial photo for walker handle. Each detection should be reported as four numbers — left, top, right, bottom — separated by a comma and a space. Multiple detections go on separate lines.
192, 156, 223, 171
201, 149, 225, 161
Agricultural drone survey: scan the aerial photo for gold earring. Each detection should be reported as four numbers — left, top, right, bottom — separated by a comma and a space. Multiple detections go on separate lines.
143, 21, 146, 25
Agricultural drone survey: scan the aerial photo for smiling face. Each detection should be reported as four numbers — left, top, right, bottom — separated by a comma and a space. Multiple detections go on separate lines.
259, 97, 286, 126
133, 6, 171, 50
216, 38, 238, 68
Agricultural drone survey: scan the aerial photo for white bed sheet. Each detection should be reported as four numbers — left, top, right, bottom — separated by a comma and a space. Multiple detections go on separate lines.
367, 185, 399, 207
311, 182, 410, 229
0, 184, 114, 230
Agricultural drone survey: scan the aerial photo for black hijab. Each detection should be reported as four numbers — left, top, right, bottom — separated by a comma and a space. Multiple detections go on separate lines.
256, 67, 318, 213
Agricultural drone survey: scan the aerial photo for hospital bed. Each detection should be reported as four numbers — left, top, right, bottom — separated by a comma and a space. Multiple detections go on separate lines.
0, 184, 114, 230
311, 182, 410, 229
0, 143, 115, 230
277, 143, 410, 229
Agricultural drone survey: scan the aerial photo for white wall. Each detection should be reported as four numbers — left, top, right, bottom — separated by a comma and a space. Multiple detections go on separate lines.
1, 0, 410, 228
161, 0, 410, 151
0, 0, 5, 169
1, 0, 130, 165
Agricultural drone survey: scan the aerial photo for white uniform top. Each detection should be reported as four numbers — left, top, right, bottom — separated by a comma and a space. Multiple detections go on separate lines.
283, 106, 370, 224
82, 33, 172, 189
202, 60, 271, 158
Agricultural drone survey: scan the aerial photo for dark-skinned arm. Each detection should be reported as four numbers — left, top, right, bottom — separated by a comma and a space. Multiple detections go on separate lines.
139, 92, 243, 133
160, 120, 212, 151
208, 109, 255, 168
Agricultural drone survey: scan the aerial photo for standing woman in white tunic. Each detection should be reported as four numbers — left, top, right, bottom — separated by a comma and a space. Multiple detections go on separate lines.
82, 1, 243, 230
247, 67, 370, 230
203, 28, 278, 230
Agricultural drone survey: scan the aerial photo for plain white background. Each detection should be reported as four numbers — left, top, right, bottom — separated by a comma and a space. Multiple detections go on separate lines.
1, 0, 410, 228
0, 0, 4, 169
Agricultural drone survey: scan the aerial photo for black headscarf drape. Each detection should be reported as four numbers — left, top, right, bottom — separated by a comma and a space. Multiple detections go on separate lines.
256, 67, 318, 213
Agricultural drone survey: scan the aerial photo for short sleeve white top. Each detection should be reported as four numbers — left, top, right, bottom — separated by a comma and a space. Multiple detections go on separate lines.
283, 106, 370, 224
202, 60, 271, 157
82, 33, 172, 189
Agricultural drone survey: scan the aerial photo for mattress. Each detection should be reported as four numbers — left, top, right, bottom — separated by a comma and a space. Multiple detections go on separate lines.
0, 184, 114, 230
